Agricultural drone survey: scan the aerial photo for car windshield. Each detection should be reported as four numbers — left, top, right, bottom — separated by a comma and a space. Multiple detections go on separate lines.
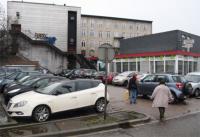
21, 78, 40, 86
35, 82, 61, 94
185, 75, 200, 83
18, 76, 30, 83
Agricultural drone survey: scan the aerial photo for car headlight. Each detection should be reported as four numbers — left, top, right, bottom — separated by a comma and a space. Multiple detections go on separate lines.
8, 88, 20, 94
13, 101, 28, 108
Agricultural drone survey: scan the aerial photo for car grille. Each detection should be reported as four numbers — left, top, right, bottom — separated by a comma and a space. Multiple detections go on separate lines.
7, 102, 12, 109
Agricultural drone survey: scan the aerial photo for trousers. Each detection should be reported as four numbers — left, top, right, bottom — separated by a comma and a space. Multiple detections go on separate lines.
129, 88, 137, 104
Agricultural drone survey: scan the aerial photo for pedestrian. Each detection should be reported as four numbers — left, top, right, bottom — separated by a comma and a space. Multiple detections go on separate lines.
127, 74, 138, 104
151, 79, 173, 120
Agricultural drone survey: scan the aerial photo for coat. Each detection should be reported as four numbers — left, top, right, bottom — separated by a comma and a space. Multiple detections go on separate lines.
151, 84, 173, 108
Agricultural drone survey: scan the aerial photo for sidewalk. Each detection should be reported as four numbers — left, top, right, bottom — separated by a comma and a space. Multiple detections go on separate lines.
0, 111, 150, 137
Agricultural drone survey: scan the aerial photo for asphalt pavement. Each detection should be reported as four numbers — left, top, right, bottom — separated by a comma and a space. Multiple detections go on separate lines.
77, 111, 200, 137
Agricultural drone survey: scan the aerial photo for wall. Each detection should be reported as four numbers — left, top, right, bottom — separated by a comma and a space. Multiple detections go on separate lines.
17, 36, 68, 73
7, 1, 81, 53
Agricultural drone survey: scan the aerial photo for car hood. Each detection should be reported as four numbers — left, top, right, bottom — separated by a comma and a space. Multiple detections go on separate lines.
10, 91, 52, 104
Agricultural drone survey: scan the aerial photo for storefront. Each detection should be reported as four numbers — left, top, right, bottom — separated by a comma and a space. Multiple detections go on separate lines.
113, 30, 200, 75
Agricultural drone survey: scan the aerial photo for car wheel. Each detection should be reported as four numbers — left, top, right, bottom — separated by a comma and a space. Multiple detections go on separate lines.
95, 98, 106, 113
33, 105, 50, 122
170, 92, 178, 104
123, 81, 128, 87
194, 89, 200, 97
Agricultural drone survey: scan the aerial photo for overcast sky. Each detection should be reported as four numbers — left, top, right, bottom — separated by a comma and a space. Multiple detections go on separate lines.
1, 0, 200, 35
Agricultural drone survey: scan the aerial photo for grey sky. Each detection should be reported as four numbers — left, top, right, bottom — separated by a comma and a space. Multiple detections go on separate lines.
1, 0, 200, 35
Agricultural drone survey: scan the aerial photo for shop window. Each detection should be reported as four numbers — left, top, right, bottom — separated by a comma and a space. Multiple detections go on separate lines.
155, 61, 164, 73
194, 62, 197, 72
130, 62, 136, 71
189, 61, 193, 72
150, 61, 154, 74
123, 62, 128, 72
165, 61, 175, 74
178, 61, 183, 75
184, 61, 188, 75
137, 62, 140, 72
116, 62, 121, 73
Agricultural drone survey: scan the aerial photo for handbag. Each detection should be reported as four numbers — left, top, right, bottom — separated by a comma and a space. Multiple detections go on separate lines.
123, 89, 130, 102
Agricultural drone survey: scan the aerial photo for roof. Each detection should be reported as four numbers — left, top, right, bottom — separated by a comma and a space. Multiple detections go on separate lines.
187, 72, 200, 76
81, 14, 152, 23
8, 1, 81, 9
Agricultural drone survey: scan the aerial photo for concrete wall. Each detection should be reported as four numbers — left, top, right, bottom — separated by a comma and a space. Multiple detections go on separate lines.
17, 37, 68, 73
7, 1, 81, 53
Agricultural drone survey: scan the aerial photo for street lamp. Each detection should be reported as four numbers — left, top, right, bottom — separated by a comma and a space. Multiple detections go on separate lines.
98, 43, 115, 120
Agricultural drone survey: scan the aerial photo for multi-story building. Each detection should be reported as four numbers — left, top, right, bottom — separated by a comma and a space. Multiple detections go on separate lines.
81, 15, 152, 59
7, 1, 152, 71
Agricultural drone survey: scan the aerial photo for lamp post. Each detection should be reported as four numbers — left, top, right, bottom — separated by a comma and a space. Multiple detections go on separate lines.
98, 43, 115, 120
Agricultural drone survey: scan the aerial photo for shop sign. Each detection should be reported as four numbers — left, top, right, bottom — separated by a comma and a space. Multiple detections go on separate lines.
182, 39, 194, 52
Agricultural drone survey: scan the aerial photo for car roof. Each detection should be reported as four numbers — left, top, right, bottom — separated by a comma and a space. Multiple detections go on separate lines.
187, 72, 200, 75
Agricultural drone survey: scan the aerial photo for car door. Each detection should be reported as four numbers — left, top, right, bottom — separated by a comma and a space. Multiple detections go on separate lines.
139, 75, 156, 95
76, 80, 96, 108
50, 81, 78, 112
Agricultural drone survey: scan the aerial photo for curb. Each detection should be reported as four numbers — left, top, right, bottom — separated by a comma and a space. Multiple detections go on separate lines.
24, 116, 151, 137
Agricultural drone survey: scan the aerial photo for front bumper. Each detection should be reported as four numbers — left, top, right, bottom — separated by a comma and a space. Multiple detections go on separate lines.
7, 103, 33, 117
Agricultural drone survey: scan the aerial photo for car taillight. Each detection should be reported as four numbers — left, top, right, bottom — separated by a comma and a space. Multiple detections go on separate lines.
176, 83, 183, 90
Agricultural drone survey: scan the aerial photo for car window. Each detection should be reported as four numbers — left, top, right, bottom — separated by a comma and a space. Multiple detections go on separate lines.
33, 78, 49, 88
143, 75, 156, 82
76, 81, 92, 91
54, 82, 76, 94
155, 75, 169, 83
172, 76, 183, 83
92, 81, 101, 87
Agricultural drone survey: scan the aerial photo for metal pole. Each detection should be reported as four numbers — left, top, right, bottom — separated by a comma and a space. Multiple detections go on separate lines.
104, 48, 108, 120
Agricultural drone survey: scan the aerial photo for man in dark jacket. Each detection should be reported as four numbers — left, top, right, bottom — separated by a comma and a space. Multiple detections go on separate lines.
128, 74, 138, 104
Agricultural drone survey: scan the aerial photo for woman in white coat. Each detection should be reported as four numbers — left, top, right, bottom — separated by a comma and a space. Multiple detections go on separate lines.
151, 79, 173, 120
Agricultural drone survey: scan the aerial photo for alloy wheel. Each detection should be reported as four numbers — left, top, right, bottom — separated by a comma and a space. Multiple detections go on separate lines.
96, 98, 106, 113
33, 106, 50, 122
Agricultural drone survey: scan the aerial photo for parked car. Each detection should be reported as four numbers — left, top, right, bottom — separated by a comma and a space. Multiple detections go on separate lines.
83, 69, 97, 78
102, 72, 118, 84
3, 76, 65, 104
112, 71, 136, 86
185, 72, 200, 97
138, 74, 191, 103
93, 71, 105, 81
7, 79, 108, 122
0, 71, 42, 92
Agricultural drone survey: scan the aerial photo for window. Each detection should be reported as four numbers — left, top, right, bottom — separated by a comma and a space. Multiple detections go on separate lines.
178, 61, 183, 75
189, 61, 193, 72
82, 41, 86, 47
99, 31, 103, 38
123, 62, 128, 72
155, 61, 164, 73
106, 31, 110, 38
90, 30, 95, 37
76, 81, 92, 91
116, 62, 121, 73
194, 62, 197, 72
33, 79, 49, 89
184, 61, 188, 75
150, 61, 154, 74
143, 75, 156, 82
54, 82, 76, 94
137, 62, 140, 72
155, 75, 169, 83
165, 61, 175, 74
130, 62, 136, 71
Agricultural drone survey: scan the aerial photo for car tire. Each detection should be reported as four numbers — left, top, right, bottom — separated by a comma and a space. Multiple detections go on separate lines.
170, 92, 178, 104
95, 98, 106, 113
194, 89, 200, 97
32, 105, 51, 122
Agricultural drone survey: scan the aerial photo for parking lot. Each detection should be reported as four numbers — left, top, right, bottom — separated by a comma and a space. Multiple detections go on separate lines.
1, 84, 200, 125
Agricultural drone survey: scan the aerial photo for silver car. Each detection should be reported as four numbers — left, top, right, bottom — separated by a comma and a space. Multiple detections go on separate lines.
112, 71, 135, 86
185, 72, 200, 97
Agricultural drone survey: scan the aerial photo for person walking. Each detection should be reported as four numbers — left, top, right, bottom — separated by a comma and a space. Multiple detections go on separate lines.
127, 74, 138, 104
151, 79, 173, 120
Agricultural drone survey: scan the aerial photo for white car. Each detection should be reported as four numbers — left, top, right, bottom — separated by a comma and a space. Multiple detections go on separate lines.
7, 79, 108, 122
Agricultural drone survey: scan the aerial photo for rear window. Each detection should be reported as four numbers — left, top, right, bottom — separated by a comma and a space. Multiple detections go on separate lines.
172, 76, 183, 83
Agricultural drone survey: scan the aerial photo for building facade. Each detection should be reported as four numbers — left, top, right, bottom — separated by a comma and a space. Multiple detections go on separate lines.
114, 30, 200, 75
81, 15, 152, 58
